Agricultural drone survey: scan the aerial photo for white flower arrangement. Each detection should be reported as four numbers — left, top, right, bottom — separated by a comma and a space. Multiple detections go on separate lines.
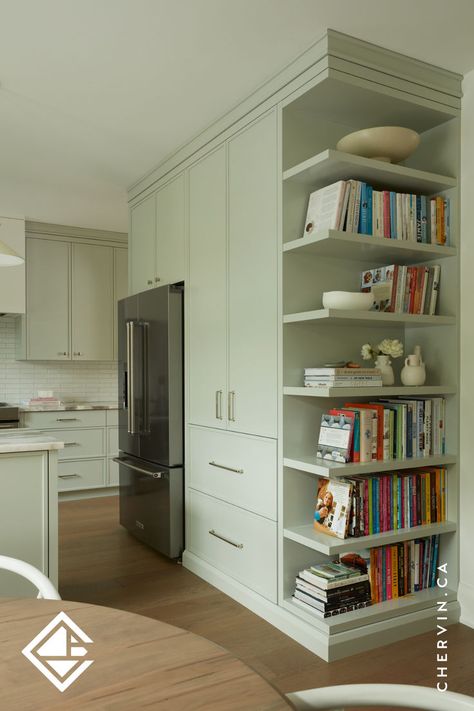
361, 338, 404, 362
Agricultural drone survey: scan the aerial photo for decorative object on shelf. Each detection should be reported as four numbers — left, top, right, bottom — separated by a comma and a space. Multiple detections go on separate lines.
401, 344, 427, 386
336, 126, 420, 164
322, 290, 374, 311
313, 478, 353, 539
316, 411, 355, 462
361, 338, 403, 386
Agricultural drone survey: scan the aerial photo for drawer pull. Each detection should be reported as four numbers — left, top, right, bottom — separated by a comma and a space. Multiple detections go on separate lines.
58, 473, 81, 479
56, 418, 79, 422
209, 460, 243, 474
64, 442, 79, 447
209, 529, 243, 549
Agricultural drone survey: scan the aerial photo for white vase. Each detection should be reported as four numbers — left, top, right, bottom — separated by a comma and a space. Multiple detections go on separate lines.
375, 355, 394, 386
401, 354, 426, 386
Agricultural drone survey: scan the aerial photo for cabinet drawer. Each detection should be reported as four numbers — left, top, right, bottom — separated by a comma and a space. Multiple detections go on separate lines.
107, 427, 118, 457
106, 410, 119, 427
23, 410, 106, 429
53, 428, 105, 460
187, 489, 277, 602
108, 457, 119, 486
58, 459, 105, 491
188, 426, 276, 520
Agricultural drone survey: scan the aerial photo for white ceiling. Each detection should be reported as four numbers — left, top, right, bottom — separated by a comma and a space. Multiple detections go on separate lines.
1, 0, 474, 232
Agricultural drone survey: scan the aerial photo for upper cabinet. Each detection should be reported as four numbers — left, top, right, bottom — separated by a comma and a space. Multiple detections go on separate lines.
188, 111, 278, 439
0, 217, 26, 314
19, 228, 127, 362
129, 173, 185, 295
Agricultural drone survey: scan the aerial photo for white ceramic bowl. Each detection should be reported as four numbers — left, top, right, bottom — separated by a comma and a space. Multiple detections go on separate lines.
336, 126, 420, 163
322, 291, 374, 311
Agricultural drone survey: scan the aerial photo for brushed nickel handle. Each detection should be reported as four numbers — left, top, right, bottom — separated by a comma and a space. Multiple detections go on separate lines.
209, 460, 243, 474
147, 279, 153, 285
64, 442, 79, 447
56, 418, 79, 422
215, 390, 223, 420
113, 457, 163, 478
154, 277, 161, 283
57, 352, 68, 356
73, 351, 84, 356
209, 529, 243, 549
229, 391, 235, 422
58, 473, 81, 479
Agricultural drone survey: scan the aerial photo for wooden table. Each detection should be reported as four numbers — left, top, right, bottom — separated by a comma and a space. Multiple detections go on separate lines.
0, 599, 290, 710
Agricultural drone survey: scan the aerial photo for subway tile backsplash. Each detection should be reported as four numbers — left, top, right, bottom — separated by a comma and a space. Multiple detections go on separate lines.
0, 316, 118, 403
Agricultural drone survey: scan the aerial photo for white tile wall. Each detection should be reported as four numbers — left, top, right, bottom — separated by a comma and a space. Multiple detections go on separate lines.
0, 316, 118, 403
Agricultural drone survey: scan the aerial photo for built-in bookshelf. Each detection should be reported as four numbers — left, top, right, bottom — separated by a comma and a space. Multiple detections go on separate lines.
280, 39, 461, 661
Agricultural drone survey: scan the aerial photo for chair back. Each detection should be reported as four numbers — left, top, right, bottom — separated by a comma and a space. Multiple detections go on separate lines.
0, 555, 61, 600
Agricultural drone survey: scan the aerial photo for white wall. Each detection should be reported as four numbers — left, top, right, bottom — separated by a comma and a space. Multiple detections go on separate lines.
0, 316, 118, 404
460, 68, 474, 627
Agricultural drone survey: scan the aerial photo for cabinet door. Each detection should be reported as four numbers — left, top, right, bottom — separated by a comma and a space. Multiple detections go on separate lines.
113, 247, 128, 360
26, 238, 70, 360
0, 217, 25, 314
228, 111, 278, 438
72, 243, 114, 361
188, 146, 227, 429
155, 173, 185, 285
130, 193, 155, 294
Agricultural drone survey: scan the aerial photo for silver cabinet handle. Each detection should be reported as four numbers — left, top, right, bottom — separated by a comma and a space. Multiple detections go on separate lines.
154, 277, 161, 283
58, 473, 81, 479
64, 442, 79, 447
215, 390, 223, 420
113, 457, 163, 478
57, 352, 68, 356
209, 460, 244, 474
73, 352, 84, 356
209, 529, 243, 549
228, 391, 235, 422
147, 279, 153, 285
56, 418, 79, 422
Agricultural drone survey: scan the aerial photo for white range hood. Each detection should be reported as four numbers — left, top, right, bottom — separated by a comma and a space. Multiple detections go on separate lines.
0, 217, 25, 314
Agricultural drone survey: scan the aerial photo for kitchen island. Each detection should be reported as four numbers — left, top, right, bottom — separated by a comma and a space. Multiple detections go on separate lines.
0, 431, 63, 597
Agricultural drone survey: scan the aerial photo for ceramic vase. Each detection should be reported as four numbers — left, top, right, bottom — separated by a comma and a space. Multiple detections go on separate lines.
375, 354, 394, 386
401, 352, 426, 386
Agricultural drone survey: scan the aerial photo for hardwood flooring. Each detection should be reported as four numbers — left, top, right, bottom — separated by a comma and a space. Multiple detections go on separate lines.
59, 496, 474, 709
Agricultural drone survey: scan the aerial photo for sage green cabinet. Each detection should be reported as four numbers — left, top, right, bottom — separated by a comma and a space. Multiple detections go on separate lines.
188, 111, 278, 439
129, 173, 185, 295
0, 450, 58, 597
72, 243, 114, 361
113, 247, 128, 360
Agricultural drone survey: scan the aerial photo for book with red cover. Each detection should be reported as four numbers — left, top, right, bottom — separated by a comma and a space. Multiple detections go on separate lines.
345, 402, 385, 460
383, 191, 391, 238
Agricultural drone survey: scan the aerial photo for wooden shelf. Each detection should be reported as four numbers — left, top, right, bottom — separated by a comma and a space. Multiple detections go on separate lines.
283, 149, 457, 193
284, 385, 456, 398
283, 309, 456, 327
283, 453, 457, 478
283, 229, 456, 263
284, 521, 456, 556
283, 587, 457, 634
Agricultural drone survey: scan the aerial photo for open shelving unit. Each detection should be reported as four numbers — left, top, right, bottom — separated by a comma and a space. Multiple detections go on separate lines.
279, 42, 461, 660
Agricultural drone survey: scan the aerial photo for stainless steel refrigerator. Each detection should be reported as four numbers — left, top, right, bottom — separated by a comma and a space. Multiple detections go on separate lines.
115, 284, 183, 558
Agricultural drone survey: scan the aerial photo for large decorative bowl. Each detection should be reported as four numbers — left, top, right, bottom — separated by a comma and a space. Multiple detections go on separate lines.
336, 126, 420, 163
322, 291, 374, 311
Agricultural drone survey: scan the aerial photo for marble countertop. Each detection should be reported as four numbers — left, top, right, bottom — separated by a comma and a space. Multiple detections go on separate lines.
19, 401, 119, 412
0, 430, 64, 453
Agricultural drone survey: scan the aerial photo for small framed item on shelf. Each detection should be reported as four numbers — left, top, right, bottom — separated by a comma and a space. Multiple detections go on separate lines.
317, 411, 355, 462
314, 478, 353, 539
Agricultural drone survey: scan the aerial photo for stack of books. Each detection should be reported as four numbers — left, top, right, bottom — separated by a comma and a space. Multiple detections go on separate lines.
345, 468, 447, 538
292, 562, 371, 618
361, 264, 441, 315
303, 180, 450, 245
317, 397, 446, 464
369, 535, 440, 602
304, 367, 382, 388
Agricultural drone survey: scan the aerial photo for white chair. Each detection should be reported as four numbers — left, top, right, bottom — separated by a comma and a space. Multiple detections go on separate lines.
0, 555, 61, 600
287, 683, 474, 711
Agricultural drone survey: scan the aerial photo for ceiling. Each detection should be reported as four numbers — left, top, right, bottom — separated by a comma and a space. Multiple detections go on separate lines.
1, 0, 473, 232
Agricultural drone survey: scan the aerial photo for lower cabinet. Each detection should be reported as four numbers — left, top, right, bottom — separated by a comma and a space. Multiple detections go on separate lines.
58, 458, 105, 491
187, 488, 277, 602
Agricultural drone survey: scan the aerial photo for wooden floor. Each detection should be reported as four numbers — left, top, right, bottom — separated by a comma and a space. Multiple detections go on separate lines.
59, 496, 474, 709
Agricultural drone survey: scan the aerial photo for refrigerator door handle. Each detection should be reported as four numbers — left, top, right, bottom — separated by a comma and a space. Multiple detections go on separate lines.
113, 457, 163, 478
126, 321, 137, 435
141, 321, 150, 434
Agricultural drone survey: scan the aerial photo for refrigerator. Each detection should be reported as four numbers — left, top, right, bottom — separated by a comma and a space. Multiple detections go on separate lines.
115, 284, 183, 558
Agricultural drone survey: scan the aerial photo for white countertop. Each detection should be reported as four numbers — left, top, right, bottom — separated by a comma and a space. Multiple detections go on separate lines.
19, 401, 119, 412
0, 430, 64, 453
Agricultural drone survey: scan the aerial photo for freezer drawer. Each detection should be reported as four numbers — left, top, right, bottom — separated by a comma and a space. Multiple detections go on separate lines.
117, 454, 183, 559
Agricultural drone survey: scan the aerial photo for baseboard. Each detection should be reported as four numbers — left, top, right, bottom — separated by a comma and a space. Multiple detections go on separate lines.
458, 581, 474, 628
59, 487, 119, 502
183, 550, 461, 663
